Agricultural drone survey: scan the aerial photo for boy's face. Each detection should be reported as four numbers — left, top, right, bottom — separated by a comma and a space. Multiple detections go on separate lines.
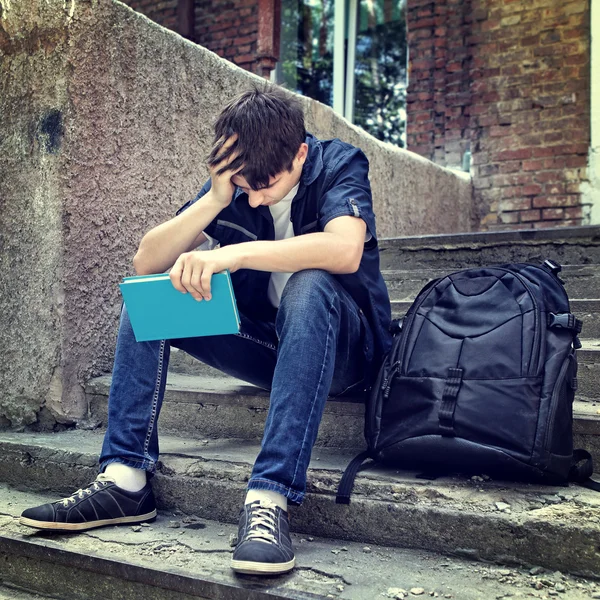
230, 143, 309, 208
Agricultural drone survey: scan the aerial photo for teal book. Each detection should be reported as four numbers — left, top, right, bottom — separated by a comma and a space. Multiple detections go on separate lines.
119, 271, 240, 342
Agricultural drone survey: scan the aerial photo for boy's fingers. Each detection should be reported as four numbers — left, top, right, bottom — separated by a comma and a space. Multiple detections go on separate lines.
189, 264, 205, 301
214, 135, 240, 168
169, 257, 186, 293
179, 266, 194, 297
200, 267, 213, 300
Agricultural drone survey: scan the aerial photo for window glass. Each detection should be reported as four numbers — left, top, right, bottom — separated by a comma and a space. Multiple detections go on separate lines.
354, 0, 407, 147
276, 0, 407, 148
278, 0, 335, 108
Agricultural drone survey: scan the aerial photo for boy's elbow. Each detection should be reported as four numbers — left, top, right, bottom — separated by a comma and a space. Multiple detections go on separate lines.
133, 251, 151, 276
344, 259, 361, 274
339, 245, 363, 274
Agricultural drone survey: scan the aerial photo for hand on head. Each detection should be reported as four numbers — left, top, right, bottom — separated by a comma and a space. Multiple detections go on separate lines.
207, 134, 244, 207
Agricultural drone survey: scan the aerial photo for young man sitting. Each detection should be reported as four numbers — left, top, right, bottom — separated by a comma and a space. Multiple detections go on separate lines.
20, 86, 392, 576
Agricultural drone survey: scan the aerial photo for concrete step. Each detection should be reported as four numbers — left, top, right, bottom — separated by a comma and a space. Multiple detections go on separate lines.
169, 347, 229, 378
86, 374, 367, 450
378, 226, 600, 271
576, 341, 600, 401
382, 264, 600, 302
2, 486, 598, 600
0, 432, 599, 579
0, 584, 54, 600
390, 299, 600, 340
86, 347, 600, 464
169, 334, 600, 388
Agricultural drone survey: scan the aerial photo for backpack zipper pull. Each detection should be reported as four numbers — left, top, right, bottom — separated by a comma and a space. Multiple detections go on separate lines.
382, 363, 401, 399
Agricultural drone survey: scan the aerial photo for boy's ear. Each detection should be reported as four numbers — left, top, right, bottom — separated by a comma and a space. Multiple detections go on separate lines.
296, 143, 309, 166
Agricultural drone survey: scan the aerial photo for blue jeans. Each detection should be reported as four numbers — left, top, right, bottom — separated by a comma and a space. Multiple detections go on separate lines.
100, 269, 372, 505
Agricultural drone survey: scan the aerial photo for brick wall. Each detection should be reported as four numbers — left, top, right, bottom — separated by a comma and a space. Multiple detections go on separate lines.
195, 0, 259, 72
122, 0, 178, 31
121, 0, 261, 73
406, 0, 591, 230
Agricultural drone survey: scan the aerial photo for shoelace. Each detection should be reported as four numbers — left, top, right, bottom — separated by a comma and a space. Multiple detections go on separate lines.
245, 501, 279, 545
60, 474, 116, 506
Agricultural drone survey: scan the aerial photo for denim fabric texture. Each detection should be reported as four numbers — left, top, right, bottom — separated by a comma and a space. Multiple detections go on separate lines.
100, 270, 373, 504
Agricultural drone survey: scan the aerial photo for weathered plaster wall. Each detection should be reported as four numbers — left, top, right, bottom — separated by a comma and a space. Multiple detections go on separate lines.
0, 0, 70, 426
0, 0, 472, 427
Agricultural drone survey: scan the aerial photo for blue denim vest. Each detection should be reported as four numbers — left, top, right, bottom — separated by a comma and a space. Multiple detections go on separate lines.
176, 134, 392, 367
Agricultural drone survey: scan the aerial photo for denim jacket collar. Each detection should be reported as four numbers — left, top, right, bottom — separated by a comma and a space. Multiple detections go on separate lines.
300, 134, 324, 187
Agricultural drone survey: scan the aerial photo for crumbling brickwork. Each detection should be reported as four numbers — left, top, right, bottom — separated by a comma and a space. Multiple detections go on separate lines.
406, 0, 591, 230
121, 0, 260, 73
122, 0, 179, 31
195, 0, 259, 72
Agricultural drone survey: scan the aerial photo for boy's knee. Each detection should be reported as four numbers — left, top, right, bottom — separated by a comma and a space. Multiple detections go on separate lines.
280, 270, 336, 305
277, 270, 340, 323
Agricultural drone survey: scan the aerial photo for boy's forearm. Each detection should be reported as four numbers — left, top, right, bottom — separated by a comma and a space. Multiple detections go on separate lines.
233, 233, 362, 275
133, 191, 224, 275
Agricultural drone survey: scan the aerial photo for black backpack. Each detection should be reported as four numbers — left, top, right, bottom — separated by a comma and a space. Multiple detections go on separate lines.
337, 260, 599, 504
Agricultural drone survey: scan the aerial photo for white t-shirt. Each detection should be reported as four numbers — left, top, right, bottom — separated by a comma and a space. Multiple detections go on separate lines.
199, 183, 300, 309
266, 183, 299, 307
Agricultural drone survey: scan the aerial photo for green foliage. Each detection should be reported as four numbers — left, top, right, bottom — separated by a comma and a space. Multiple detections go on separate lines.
277, 0, 407, 148
354, 18, 407, 148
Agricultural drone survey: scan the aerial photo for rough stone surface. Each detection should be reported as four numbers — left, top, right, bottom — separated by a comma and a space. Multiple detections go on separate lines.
0, 0, 473, 428
378, 226, 600, 270
0, 0, 69, 428
85, 373, 367, 449
2, 486, 597, 600
382, 264, 600, 302
1, 431, 600, 577
390, 298, 600, 339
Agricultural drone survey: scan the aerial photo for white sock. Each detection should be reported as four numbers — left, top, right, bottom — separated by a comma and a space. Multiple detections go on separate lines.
103, 463, 147, 493
245, 489, 288, 511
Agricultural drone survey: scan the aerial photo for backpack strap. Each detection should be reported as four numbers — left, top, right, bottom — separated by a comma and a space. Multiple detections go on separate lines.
438, 368, 464, 437
569, 449, 600, 492
542, 259, 565, 283
336, 450, 374, 505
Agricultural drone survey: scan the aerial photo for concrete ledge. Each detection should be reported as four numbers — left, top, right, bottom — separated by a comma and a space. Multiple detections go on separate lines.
1, 431, 599, 577
378, 226, 600, 270
390, 299, 600, 340
82, 373, 600, 461
380, 225, 600, 246
382, 264, 600, 302
3, 485, 598, 600
85, 374, 366, 449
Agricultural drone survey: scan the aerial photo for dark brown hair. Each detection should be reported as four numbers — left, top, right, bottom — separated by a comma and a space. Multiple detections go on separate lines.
207, 86, 306, 190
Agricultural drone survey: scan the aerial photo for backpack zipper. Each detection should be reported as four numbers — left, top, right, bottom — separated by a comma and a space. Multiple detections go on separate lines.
542, 351, 574, 462
381, 361, 401, 399
499, 267, 541, 377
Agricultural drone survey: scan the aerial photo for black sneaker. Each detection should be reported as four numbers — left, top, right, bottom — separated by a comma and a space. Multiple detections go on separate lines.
231, 499, 295, 575
19, 475, 157, 531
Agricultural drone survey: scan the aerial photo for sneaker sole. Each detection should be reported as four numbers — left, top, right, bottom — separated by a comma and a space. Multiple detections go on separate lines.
19, 510, 157, 531
230, 557, 296, 575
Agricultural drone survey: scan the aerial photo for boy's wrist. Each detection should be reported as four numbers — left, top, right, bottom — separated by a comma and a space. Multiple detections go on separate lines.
203, 186, 233, 210
222, 243, 248, 272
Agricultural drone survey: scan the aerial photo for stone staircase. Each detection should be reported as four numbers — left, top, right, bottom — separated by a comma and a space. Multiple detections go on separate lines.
1, 226, 600, 599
